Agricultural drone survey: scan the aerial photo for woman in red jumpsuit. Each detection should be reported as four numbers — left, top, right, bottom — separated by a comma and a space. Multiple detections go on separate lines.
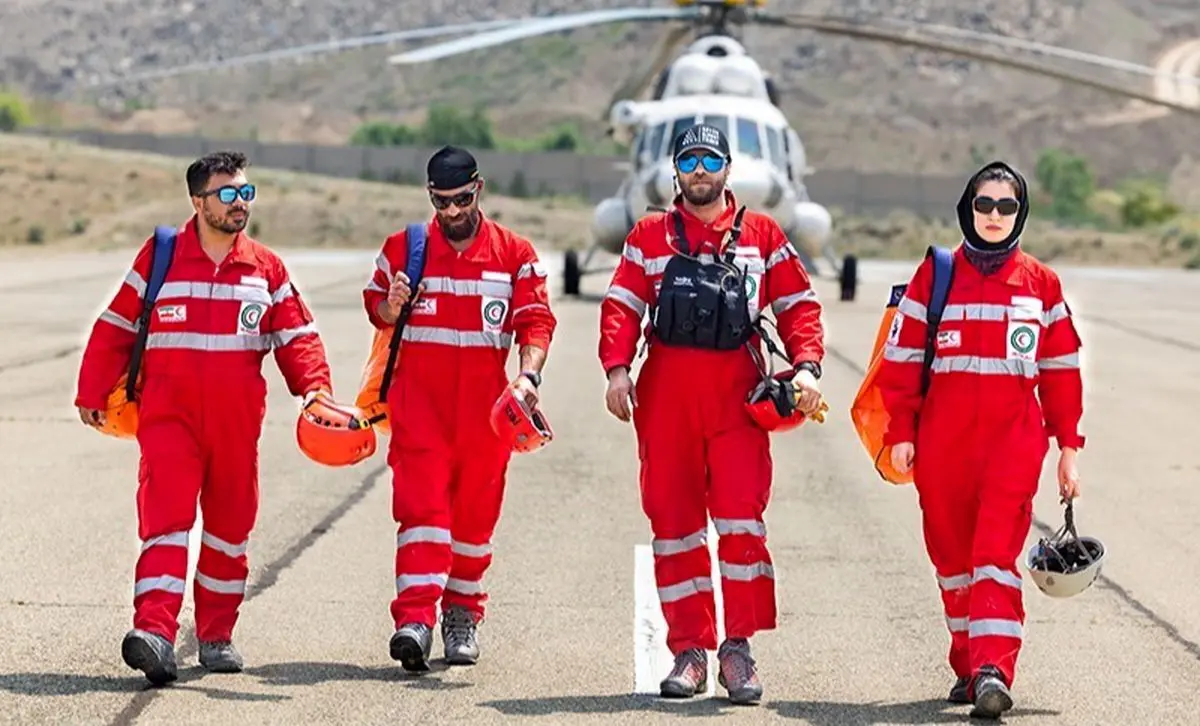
877, 161, 1085, 720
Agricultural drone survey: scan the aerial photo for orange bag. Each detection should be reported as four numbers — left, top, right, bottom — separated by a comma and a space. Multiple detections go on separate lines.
354, 326, 395, 436
849, 284, 912, 485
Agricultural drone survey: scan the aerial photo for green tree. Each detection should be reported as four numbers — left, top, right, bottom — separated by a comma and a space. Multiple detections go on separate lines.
0, 90, 32, 132
1034, 148, 1095, 222
420, 104, 495, 149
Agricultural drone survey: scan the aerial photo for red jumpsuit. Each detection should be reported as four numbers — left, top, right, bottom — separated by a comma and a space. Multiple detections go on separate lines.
75, 215, 332, 644
877, 245, 1085, 687
598, 191, 824, 654
362, 213, 556, 629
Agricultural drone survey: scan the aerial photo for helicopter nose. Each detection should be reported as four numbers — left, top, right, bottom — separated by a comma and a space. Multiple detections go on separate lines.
727, 160, 782, 209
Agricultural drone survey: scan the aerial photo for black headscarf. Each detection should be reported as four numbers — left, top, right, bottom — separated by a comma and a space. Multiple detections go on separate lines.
956, 160, 1030, 273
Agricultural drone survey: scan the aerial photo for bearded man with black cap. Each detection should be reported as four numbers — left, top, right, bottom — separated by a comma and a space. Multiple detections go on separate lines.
598, 123, 825, 705
362, 145, 557, 673
875, 160, 1086, 720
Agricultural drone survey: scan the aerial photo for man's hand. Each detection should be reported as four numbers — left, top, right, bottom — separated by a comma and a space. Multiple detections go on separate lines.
378, 273, 424, 324
791, 369, 822, 416
891, 442, 915, 474
605, 366, 637, 423
1058, 447, 1081, 500
510, 374, 539, 408
78, 405, 106, 429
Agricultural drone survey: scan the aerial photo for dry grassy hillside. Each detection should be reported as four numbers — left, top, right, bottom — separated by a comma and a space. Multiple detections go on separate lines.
2, 133, 1197, 269
3, 0, 1199, 179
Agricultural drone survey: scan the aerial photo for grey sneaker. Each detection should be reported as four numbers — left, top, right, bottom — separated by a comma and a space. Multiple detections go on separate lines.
390, 622, 433, 672
441, 606, 480, 665
121, 629, 178, 686
717, 638, 763, 705
948, 676, 970, 704
198, 640, 244, 673
660, 648, 707, 698
970, 665, 1014, 719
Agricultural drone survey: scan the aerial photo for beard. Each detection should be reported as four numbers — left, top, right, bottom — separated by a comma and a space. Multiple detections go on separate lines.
440, 208, 480, 242
680, 174, 725, 206
203, 204, 249, 234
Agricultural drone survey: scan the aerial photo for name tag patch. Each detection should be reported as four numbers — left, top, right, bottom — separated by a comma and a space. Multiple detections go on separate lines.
157, 304, 186, 323
1010, 295, 1043, 321
936, 329, 961, 349
412, 297, 436, 315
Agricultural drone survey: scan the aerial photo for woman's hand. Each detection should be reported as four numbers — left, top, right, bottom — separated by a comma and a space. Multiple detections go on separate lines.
891, 442, 915, 474
1058, 447, 1081, 500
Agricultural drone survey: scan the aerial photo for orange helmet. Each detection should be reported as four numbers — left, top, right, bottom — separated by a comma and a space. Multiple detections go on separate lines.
490, 386, 553, 453
95, 373, 141, 440
296, 391, 378, 467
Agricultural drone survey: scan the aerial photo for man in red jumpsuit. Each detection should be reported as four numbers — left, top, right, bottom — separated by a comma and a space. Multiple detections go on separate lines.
75, 150, 333, 686
598, 124, 825, 704
362, 146, 557, 673
876, 160, 1085, 719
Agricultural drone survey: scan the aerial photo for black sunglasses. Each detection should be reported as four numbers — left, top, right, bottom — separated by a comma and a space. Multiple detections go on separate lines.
973, 195, 1020, 216
198, 184, 256, 204
429, 184, 479, 210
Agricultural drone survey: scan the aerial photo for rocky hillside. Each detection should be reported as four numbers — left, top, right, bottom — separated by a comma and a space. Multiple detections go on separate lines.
3, 0, 1199, 178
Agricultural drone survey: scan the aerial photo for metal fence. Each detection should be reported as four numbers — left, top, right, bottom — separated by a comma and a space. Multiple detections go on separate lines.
24, 127, 968, 220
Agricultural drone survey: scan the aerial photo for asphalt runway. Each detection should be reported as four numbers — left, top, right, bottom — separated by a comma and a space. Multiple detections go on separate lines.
1, 246, 1198, 725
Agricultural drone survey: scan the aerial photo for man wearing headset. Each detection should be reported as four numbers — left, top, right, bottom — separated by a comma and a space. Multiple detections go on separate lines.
598, 123, 825, 704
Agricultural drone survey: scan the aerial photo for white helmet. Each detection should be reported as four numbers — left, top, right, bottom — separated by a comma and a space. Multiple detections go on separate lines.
1026, 500, 1105, 599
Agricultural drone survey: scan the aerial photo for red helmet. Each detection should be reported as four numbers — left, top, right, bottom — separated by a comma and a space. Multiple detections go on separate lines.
745, 366, 829, 433
490, 386, 553, 453
296, 391, 378, 467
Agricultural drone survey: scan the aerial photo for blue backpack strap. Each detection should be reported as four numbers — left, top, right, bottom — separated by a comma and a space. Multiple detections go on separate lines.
379, 223, 429, 403
920, 245, 955, 395
126, 225, 178, 401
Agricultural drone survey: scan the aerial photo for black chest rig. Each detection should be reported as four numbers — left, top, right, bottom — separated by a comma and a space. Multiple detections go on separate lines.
651, 206, 755, 351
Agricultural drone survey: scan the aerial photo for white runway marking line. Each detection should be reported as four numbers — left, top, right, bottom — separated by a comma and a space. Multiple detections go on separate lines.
633, 518, 724, 698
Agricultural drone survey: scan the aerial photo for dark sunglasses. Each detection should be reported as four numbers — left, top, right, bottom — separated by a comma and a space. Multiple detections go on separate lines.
429, 185, 479, 210
973, 195, 1020, 216
198, 184, 256, 204
676, 153, 726, 175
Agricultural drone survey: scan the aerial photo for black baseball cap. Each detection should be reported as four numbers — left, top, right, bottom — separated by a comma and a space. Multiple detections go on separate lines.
672, 123, 731, 161
427, 145, 479, 191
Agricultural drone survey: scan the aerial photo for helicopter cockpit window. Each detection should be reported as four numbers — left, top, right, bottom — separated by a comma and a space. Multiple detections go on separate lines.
701, 114, 729, 140
648, 122, 667, 159
735, 117, 763, 159
765, 126, 787, 172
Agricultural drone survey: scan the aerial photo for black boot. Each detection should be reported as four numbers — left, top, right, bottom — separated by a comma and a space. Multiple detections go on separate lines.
121, 629, 178, 686
970, 665, 1014, 719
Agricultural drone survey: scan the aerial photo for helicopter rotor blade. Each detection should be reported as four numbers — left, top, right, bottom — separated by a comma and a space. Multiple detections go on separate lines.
602, 23, 694, 120
759, 13, 1200, 117
83, 19, 528, 88
387, 7, 699, 65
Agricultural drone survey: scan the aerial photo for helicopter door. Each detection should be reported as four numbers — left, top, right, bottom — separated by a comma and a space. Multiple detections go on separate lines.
784, 128, 808, 181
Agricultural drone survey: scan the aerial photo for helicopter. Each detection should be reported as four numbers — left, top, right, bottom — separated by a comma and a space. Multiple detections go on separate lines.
384, 0, 1200, 301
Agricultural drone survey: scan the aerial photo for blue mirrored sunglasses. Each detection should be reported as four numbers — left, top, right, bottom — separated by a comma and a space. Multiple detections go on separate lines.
201, 184, 256, 204
676, 153, 726, 174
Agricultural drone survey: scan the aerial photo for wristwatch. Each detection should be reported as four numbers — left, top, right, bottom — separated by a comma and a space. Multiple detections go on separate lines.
795, 361, 822, 380
521, 370, 542, 388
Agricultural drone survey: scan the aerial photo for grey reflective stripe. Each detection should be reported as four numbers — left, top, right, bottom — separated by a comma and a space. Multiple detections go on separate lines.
375, 253, 392, 282
652, 528, 707, 556
969, 619, 1023, 639
622, 244, 645, 266
201, 531, 248, 558
365, 280, 387, 294
100, 309, 138, 333
772, 289, 818, 315
713, 518, 766, 538
898, 297, 927, 323
974, 565, 1021, 589
512, 303, 550, 318
397, 526, 451, 548
605, 285, 647, 317
396, 573, 448, 592
125, 270, 147, 298
241, 276, 268, 289
658, 576, 713, 603
272, 283, 294, 304
445, 577, 484, 595
134, 575, 186, 596
451, 539, 493, 558
401, 326, 513, 349
698, 251, 765, 274
941, 303, 1008, 322
885, 345, 925, 364
932, 355, 1037, 378
157, 281, 272, 305
195, 572, 246, 595
273, 323, 319, 348
517, 261, 548, 278
422, 276, 513, 299
719, 561, 775, 581
1044, 302, 1069, 325
946, 616, 969, 633
141, 530, 189, 551
938, 572, 971, 591
765, 243, 795, 270
1039, 353, 1079, 370
643, 255, 672, 276
147, 332, 273, 351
